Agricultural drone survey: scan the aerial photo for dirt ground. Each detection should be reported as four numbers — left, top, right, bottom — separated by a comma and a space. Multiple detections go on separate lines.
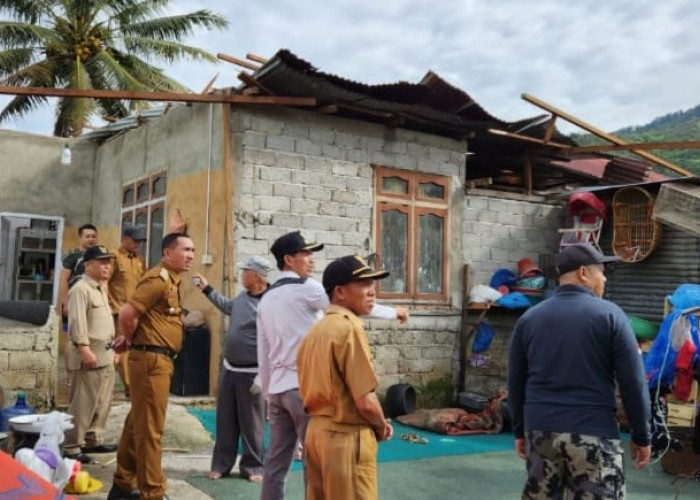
68, 399, 216, 499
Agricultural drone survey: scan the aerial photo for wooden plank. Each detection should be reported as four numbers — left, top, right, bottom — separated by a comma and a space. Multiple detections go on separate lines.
458, 263, 471, 395
246, 53, 268, 64
217, 52, 259, 71
200, 72, 219, 94
317, 104, 338, 114
521, 93, 693, 177
237, 72, 272, 95
543, 115, 557, 142
241, 86, 260, 96
0, 85, 316, 106
566, 140, 700, 154
488, 128, 571, 148
524, 155, 533, 196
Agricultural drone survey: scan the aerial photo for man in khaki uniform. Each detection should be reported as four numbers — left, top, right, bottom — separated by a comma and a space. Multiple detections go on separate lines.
63, 245, 117, 464
108, 233, 194, 500
108, 224, 147, 398
297, 255, 395, 500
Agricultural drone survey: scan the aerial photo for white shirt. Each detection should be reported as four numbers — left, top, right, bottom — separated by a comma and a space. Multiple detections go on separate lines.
256, 270, 397, 398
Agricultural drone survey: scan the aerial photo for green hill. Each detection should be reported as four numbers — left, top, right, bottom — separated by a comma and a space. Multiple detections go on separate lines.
570, 104, 700, 175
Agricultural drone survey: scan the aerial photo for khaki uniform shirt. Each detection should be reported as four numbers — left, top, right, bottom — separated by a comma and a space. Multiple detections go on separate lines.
297, 304, 379, 426
129, 262, 183, 353
67, 275, 115, 370
108, 246, 145, 314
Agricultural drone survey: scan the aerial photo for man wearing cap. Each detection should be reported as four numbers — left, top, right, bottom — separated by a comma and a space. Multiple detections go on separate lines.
257, 231, 408, 500
108, 224, 147, 398
63, 245, 117, 464
507, 242, 651, 499
192, 255, 271, 483
108, 232, 194, 500
297, 255, 394, 500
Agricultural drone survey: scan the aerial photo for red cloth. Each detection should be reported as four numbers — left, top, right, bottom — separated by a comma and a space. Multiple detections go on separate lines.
673, 339, 697, 401
397, 392, 507, 435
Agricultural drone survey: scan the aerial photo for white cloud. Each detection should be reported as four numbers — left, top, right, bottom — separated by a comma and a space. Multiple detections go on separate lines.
2, 0, 699, 135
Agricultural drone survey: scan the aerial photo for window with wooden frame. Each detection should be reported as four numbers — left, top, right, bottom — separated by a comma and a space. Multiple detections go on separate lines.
375, 167, 449, 301
121, 171, 167, 268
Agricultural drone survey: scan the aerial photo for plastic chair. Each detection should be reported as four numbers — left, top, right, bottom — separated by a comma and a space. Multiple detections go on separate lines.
558, 192, 607, 252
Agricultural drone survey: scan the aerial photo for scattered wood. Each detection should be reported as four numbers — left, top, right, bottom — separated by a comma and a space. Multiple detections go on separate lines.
242, 86, 260, 96
217, 53, 259, 71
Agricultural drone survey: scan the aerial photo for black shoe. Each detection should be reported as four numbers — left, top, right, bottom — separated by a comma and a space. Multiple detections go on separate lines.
106, 484, 140, 500
64, 452, 95, 464
82, 443, 118, 453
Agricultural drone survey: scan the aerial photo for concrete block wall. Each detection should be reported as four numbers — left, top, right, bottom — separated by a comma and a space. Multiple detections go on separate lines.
463, 192, 566, 288
230, 106, 467, 387
0, 309, 59, 408
366, 314, 461, 393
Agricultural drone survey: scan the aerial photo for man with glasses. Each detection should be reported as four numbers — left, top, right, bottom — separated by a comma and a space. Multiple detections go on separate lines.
507, 242, 651, 499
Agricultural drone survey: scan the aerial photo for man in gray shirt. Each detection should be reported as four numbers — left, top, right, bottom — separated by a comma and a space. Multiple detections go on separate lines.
193, 256, 271, 483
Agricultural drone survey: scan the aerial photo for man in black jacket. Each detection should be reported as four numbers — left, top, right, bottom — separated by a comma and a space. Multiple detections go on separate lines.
508, 243, 651, 499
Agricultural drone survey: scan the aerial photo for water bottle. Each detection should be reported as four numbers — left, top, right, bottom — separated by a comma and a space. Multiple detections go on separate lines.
1, 391, 36, 432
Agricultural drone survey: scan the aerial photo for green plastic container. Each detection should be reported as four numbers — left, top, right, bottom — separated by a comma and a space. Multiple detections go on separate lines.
627, 315, 659, 341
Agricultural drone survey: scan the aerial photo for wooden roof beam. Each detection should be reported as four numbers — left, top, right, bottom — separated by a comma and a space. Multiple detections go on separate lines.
0, 85, 317, 107
246, 53, 268, 64
521, 93, 693, 177
217, 53, 259, 71
237, 71, 272, 95
488, 128, 571, 148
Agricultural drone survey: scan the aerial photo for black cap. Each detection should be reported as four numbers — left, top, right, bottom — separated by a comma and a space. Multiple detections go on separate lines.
270, 231, 323, 260
323, 255, 390, 294
556, 243, 620, 275
83, 245, 114, 262
122, 224, 146, 241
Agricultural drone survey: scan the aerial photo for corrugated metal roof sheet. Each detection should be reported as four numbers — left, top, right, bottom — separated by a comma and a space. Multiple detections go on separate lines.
252, 49, 556, 138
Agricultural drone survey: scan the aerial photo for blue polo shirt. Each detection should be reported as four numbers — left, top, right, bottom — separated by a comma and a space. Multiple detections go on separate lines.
507, 284, 651, 446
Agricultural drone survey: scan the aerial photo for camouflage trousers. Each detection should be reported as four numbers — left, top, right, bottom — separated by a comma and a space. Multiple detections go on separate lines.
523, 430, 625, 500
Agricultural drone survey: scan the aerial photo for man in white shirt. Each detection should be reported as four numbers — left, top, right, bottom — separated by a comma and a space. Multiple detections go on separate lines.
257, 231, 408, 500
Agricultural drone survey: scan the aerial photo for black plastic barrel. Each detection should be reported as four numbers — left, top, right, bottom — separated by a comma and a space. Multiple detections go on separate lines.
170, 326, 210, 396
385, 383, 416, 418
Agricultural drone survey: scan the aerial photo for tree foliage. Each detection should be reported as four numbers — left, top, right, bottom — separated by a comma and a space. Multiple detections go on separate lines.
570, 104, 700, 175
0, 0, 228, 136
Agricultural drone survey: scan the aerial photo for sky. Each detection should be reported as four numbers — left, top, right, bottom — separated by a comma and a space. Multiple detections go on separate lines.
2, 0, 700, 136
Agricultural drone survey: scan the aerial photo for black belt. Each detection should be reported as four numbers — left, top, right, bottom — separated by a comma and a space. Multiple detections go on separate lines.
131, 344, 178, 360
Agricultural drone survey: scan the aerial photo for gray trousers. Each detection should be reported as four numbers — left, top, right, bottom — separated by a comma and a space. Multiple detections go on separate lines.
260, 389, 309, 500
210, 369, 264, 478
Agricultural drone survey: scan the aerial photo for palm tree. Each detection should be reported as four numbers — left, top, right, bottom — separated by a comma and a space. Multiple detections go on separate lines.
0, 0, 228, 136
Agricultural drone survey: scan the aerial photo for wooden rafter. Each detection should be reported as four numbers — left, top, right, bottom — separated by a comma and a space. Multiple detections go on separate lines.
521, 93, 693, 177
246, 53, 268, 64
237, 72, 272, 95
488, 128, 571, 148
0, 85, 316, 106
217, 53, 259, 71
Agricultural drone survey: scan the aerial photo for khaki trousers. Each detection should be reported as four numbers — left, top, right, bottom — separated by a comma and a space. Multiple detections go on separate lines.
113, 350, 173, 500
63, 364, 116, 454
305, 417, 378, 500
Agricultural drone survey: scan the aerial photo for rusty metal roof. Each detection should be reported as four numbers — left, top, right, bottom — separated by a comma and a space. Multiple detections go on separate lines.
252, 49, 539, 138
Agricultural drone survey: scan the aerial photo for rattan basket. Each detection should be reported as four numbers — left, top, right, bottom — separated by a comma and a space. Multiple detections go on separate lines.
612, 187, 660, 263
